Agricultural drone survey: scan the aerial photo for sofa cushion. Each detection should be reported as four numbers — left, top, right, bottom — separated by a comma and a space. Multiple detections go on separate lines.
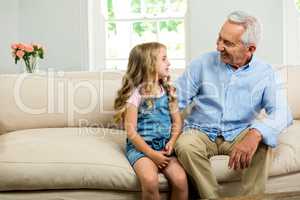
0, 128, 168, 191
272, 120, 300, 175
0, 122, 299, 191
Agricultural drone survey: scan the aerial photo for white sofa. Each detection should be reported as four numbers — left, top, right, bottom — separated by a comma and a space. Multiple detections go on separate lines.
0, 66, 299, 200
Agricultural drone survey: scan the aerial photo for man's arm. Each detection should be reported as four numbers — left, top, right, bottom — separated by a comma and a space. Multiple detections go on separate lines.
229, 69, 293, 170
249, 69, 293, 147
175, 60, 202, 111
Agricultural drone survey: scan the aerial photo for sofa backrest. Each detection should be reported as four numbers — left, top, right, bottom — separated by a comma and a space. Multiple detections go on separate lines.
0, 71, 119, 134
0, 66, 299, 134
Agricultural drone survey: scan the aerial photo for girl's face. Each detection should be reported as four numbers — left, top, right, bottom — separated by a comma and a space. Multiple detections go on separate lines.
156, 47, 170, 79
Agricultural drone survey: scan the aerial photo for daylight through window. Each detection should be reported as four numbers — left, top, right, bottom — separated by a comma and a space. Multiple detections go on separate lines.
296, 0, 300, 12
102, 0, 187, 69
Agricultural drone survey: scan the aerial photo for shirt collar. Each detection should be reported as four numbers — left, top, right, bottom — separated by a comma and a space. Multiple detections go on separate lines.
227, 54, 256, 72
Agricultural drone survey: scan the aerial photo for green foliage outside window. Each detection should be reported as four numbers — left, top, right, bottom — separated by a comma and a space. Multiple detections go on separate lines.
297, 0, 300, 12
133, 22, 157, 36
106, 0, 184, 36
159, 21, 182, 32
131, 0, 142, 13
107, 0, 116, 34
143, 0, 167, 15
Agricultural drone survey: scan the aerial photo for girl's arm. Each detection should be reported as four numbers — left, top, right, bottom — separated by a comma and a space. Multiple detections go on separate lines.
125, 103, 171, 168
164, 99, 182, 155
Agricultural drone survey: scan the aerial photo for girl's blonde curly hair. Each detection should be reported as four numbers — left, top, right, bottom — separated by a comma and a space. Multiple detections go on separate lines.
113, 42, 176, 124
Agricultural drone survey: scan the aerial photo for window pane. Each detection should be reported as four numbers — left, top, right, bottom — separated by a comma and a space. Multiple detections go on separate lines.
106, 20, 185, 60
144, 0, 167, 16
131, 0, 142, 15
105, 22, 131, 59
103, 0, 187, 70
143, 0, 186, 18
159, 20, 185, 59
297, 0, 300, 12
103, 0, 187, 19
169, 0, 187, 16
103, 0, 142, 19
106, 59, 128, 70
132, 21, 158, 44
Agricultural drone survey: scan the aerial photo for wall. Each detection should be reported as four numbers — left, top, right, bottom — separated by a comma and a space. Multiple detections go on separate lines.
0, 0, 89, 74
187, 0, 283, 64
0, 0, 296, 73
0, 0, 20, 73
284, 0, 300, 64
19, 0, 89, 72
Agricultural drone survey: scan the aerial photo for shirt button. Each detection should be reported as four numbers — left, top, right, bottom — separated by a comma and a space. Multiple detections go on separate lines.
231, 75, 238, 81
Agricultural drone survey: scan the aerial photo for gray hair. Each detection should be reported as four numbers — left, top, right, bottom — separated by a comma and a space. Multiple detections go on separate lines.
227, 11, 262, 47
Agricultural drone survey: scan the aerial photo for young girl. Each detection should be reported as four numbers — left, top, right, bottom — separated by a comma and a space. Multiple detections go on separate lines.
114, 42, 188, 200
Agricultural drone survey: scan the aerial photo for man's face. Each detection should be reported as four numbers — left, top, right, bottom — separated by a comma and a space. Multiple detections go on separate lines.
216, 21, 254, 68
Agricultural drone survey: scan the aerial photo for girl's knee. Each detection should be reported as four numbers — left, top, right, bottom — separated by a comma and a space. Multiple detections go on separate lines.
140, 174, 159, 192
169, 171, 188, 190
168, 166, 188, 190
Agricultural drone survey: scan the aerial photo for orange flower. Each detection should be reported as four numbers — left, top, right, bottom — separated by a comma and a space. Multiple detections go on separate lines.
24, 44, 34, 52
16, 50, 25, 59
11, 43, 18, 50
18, 43, 26, 50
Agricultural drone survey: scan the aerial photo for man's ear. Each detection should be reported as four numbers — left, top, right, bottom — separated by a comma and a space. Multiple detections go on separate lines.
248, 44, 256, 53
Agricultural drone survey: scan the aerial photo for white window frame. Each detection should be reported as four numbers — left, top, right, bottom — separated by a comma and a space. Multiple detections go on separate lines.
88, 0, 106, 71
103, 0, 188, 70
88, 0, 189, 70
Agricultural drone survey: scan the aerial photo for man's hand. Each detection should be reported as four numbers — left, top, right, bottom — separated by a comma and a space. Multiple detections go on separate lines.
228, 129, 262, 170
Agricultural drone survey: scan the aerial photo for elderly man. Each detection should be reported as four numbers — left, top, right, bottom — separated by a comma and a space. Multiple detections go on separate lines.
174, 11, 293, 199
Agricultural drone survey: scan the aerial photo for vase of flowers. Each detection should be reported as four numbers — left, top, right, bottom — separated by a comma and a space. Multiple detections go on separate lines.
11, 43, 44, 73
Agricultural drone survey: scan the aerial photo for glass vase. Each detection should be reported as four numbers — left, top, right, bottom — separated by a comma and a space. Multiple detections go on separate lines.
24, 56, 38, 73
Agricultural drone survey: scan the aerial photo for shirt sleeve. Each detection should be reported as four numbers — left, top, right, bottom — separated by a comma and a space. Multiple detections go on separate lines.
250, 69, 293, 147
126, 88, 141, 108
175, 59, 202, 111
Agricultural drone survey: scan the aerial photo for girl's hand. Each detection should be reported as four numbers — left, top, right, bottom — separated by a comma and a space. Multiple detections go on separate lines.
164, 140, 175, 156
149, 151, 171, 169
169, 85, 176, 97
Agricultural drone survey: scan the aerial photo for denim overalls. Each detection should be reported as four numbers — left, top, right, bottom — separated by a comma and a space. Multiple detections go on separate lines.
126, 92, 172, 166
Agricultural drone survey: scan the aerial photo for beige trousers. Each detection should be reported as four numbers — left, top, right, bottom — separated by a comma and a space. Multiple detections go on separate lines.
174, 128, 272, 199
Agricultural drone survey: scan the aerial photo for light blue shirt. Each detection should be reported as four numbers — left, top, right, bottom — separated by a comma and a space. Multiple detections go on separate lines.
175, 51, 293, 147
